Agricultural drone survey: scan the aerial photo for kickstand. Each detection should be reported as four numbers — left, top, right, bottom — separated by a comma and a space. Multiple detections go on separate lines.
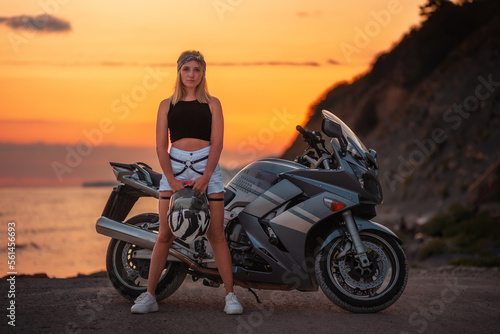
247, 288, 262, 304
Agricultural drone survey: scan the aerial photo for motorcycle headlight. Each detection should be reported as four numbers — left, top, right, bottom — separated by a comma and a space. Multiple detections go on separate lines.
348, 162, 383, 202
348, 162, 366, 188
362, 173, 383, 202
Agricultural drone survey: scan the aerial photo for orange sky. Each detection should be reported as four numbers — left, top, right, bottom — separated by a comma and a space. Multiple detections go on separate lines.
0, 0, 427, 181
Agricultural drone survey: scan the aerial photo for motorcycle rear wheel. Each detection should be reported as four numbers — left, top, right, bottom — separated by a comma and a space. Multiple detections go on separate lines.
315, 231, 408, 313
106, 213, 187, 302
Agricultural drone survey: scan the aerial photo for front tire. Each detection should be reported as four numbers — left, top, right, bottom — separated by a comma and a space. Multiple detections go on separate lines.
106, 213, 187, 301
315, 231, 408, 313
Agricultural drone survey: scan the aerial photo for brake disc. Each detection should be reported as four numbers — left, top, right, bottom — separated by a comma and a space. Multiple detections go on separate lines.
122, 243, 137, 275
122, 243, 149, 280
337, 240, 389, 289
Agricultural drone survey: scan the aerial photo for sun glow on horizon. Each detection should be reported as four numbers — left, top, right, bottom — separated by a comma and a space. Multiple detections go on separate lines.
0, 0, 427, 185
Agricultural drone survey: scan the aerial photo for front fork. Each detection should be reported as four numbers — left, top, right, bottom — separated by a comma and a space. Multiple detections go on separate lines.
342, 210, 370, 268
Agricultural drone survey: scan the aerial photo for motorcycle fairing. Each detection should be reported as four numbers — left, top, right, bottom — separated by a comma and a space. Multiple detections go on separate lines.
282, 172, 361, 204
234, 211, 317, 290
225, 159, 306, 210
284, 168, 379, 203
269, 192, 338, 253
228, 159, 365, 290
234, 189, 359, 290
242, 179, 303, 217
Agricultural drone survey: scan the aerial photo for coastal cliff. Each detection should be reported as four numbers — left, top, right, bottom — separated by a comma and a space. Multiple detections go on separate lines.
281, 0, 500, 223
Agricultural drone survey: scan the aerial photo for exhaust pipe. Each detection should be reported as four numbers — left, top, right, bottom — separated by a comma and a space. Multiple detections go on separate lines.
96, 216, 157, 249
96, 216, 294, 291
96, 216, 220, 277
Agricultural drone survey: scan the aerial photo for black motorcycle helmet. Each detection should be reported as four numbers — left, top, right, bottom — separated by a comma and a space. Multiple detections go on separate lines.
167, 187, 211, 243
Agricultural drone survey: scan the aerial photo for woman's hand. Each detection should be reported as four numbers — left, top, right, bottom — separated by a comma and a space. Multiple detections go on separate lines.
189, 174, 210, 194
168, 177, 187, 193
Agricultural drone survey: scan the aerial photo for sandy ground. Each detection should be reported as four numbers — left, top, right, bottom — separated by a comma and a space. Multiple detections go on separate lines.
1, 266, 500, 334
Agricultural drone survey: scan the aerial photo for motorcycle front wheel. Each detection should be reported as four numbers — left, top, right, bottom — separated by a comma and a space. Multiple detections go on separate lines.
106, 213, 187, 301
315, 231, 408, 313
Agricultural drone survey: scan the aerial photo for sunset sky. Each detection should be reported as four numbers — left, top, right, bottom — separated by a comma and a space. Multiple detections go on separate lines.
0, 0, 428, 186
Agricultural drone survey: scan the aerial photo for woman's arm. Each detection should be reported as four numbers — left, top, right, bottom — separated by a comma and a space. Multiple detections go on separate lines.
156, 98, 185, 192
192, 96, 224, 194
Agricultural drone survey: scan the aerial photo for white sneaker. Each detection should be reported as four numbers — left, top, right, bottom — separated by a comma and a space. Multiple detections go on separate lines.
131, 292, 159, 314
224, 292, 243, 315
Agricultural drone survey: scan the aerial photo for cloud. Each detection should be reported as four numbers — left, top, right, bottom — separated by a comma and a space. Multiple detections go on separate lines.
97, 60, 322, 67
2, 58, 337, 68
327, 58, 340, 65
0, 14, 71, 32
210, 61, 320, 67
296, 11, 322, 18
98, 61, 322, 67
0, 60, 324, 68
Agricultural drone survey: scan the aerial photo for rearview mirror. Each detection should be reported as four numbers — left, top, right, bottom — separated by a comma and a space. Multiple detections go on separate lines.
322, 118, 343, 138
322, 118, 347, 155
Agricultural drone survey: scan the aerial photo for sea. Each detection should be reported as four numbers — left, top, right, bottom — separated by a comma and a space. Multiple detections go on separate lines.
0, 186, 160, 278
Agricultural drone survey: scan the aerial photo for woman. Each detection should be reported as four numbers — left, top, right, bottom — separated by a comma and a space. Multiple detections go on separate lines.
131, 50, 243, 315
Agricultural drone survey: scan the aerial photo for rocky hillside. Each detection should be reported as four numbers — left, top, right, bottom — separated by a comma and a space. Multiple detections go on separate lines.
281, 0, 500, 224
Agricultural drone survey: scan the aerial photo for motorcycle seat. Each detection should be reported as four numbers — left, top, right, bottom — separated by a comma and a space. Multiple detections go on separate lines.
148, 170, 162, 188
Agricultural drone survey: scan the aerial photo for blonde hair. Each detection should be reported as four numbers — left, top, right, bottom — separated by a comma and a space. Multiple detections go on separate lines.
171, 50, 211, 105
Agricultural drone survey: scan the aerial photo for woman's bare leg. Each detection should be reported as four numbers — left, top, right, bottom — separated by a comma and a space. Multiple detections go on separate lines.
147, 191, 175, 295
206, 192, 234, 295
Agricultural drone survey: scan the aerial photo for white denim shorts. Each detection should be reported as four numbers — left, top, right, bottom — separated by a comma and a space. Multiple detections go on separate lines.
159, 145, 224, 194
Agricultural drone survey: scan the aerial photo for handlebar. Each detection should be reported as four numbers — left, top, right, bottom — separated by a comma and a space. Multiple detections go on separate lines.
296, 125, 309, 137
296, 125, 323, 145
295, 124, 333, 169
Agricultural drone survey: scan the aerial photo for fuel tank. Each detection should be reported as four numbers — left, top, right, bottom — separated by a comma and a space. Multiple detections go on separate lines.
224, 158, 306, 210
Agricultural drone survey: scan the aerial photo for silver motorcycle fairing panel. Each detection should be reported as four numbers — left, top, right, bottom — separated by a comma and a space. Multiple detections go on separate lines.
235, 212, 316, 290
243, 179, 303, 218
269, 191, 357, 264
225, 159, 306, 211
283, 172, 361, 204
316, 216, 402, 255
284, 161, 382, 205
225, 169, 274, 211
269, 191, 358, 234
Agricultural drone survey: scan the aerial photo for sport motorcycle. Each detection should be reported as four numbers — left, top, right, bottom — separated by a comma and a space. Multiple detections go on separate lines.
96, 109, 408, 313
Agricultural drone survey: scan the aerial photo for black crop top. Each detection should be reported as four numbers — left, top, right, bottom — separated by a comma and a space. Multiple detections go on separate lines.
168, 100, 212, 143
